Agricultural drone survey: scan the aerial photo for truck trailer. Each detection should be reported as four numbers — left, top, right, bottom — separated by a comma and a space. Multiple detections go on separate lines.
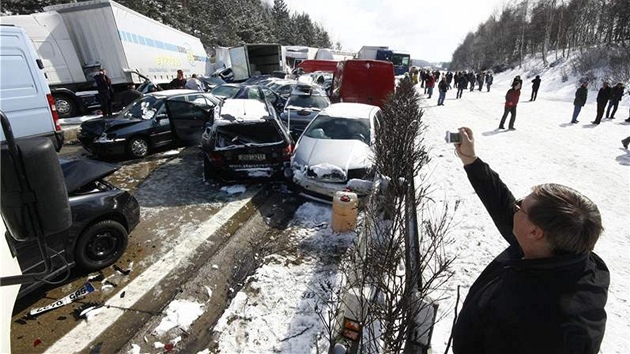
228, 44, 285, 82
1, 0, 208, 118
356, 45, 410, 76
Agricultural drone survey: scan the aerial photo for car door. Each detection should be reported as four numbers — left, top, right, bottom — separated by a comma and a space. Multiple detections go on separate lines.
165, 97, 214, 143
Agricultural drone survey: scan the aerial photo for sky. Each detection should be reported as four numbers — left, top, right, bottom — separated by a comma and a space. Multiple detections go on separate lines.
112, 52, 629, 353
276, 0, 509, 62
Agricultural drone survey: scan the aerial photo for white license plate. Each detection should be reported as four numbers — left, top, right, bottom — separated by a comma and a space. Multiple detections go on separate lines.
238, 154, 266, 161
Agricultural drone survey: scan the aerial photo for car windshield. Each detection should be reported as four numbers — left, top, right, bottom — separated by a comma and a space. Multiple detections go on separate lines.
303, 115, 371, 143
120, 95, 164, 120
285, 95, 330, 110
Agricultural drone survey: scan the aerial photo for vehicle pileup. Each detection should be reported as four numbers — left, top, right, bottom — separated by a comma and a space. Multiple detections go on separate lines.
1, 0, 208, 118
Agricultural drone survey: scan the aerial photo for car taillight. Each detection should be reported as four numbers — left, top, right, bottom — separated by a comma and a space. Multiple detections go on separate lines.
208, 152, 223, 165
282, 145, 293, 160
46, 94, 61, 131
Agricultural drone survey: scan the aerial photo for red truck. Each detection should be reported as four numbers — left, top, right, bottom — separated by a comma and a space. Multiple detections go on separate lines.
329, 59, 395, 108
297, 59, 339, 73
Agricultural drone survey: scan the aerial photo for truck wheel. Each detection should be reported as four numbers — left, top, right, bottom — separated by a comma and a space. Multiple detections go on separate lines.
75, 220, 128, 271
127, 137, 149, 158
54, 93, 78, 118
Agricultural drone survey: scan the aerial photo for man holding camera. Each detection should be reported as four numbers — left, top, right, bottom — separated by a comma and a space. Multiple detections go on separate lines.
451, 127, 609, 354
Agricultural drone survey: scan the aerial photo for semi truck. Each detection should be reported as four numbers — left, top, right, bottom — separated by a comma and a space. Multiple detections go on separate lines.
356, 45, 411, 76
1, 0, 208, 118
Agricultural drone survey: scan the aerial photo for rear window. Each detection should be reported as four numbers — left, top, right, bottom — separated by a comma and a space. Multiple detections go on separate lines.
215, 121, 284, 148
286, 95, 330, 109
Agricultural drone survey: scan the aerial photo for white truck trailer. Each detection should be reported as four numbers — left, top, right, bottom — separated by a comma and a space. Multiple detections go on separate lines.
1, 0, 208, 118
228, 44, 285, 82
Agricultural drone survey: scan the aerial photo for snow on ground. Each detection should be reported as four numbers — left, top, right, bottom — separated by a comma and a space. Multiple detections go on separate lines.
158, 54, 630, 353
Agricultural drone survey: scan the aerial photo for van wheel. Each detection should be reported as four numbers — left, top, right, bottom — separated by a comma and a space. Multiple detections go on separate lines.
128, 137, 149, 158
54, 93, 77, 118
75, 220, 128, 271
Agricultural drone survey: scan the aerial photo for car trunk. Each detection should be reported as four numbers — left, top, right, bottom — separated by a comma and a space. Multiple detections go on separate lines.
209, 121, 290, 179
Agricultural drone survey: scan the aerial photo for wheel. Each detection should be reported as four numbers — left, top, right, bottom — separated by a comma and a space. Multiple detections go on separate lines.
127, 136, 149, 158
54, 93, 78, 118
75, 220, 128, 271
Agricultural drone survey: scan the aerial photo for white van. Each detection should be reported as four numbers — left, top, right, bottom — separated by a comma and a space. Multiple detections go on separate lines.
0, 25, 64, 150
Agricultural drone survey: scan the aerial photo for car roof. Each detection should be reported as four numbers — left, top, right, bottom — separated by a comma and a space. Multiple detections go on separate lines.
319, 103, 379, 119
216, 99, 273, 125
291, 83, 326, 96
147, 89, 199, 97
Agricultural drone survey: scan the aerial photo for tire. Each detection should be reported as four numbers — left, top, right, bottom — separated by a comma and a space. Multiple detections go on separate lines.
54, 93, 78, 118
75, 220, 128, 271
127, 136, 150, 158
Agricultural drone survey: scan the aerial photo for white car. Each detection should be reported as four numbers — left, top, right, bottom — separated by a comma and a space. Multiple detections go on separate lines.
291, 103, 380, 201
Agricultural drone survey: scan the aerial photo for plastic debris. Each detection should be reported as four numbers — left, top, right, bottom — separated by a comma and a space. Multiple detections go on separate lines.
30, 283, 95, 316
204, 286, 213, 300
120, 291, 126, 298
128, 343, 141, 354
164, 342, 174, 352
76, 302, 104, 321
211, 264, 219, 270
33, 338, 42, 347
113, 264, 131, 275
154, 342, 164, 349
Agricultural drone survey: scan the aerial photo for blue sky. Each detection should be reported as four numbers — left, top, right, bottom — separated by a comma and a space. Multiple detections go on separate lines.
275, 0, 508, 62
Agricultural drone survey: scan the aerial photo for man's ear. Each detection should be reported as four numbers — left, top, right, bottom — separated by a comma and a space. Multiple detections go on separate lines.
529, 226, 544, 241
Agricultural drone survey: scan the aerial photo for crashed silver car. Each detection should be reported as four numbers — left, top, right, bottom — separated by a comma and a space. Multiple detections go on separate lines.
291, 103, 380, 201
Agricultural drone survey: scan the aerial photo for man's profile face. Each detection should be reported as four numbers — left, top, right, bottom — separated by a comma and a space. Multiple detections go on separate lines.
512, 193, 538, 254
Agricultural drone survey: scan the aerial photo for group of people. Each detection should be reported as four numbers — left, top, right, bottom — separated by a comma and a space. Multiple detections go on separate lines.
169, 69, 205, 91
572, 81, 627, 124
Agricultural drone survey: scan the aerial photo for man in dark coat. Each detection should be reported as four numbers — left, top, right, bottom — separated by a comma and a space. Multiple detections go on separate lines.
451, 127, 609, 354
605, 82, 624, 119
94, 68, 113, 116
169, 69, 186, 89
437, 77, 448, 106
456, 73, 467, 99
592, 82, 611, 124
530, 75, 541, 101
485, 73, 493, 92
571, 81, 588, 123
499, 81, 521, 130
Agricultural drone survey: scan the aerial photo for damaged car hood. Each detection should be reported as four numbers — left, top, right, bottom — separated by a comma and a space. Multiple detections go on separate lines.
60, 159, 119, 194
294, 136, 372, 172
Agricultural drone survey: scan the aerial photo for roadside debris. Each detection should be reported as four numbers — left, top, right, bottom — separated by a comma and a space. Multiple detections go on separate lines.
29, 282, 95, 316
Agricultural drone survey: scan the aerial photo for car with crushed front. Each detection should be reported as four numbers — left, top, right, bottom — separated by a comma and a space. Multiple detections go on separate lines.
291, 102, 380, 202
280, 83, 331, 140
78, 90, 219, 159
12, 159, 140, 298
198, 99, 294, 182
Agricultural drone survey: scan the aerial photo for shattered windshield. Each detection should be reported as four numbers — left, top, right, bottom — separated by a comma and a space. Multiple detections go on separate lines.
303, 115, 371, 143
120, 96, 164, 120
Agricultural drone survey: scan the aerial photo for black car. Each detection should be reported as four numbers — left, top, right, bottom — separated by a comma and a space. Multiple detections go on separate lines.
210, 84, 286, 115
196, 98, 294, 182
11, 159, 140, 298
78, 90, 219, 159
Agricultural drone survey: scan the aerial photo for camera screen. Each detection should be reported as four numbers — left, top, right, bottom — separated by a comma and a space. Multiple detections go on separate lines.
449, 132, 461, 143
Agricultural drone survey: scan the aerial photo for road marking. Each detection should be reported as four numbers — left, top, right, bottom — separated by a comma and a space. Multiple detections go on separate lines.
45, 188, 259, 354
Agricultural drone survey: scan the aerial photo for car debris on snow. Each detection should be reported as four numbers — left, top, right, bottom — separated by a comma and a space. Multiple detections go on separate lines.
204, 285, 213, 300
29, 282, 95, 316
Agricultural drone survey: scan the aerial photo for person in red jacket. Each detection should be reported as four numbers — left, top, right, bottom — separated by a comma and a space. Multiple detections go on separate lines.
499, 81, 521, 130
426, 74, 436, 99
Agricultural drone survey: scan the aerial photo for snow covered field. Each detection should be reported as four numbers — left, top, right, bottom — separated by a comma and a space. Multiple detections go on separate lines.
140, 58, 629, 354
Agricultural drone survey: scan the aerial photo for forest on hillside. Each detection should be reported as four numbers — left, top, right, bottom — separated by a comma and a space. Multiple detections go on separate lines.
0, 0, 333, 50
449, 0, 630, 80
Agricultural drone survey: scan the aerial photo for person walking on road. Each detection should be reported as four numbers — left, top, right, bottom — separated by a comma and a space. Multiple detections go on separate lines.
530, 75, 541, 101
451, 127, 609, 354
499, 81, 521, 130
457, 73, 467, 99
426, 74, 436, 99
571, 81, 588, 124
605, 82, 624, 119
592, 82, 611, 124
437, 77, 448, 106
485, 73, 493, 92
94, 68, 114, 117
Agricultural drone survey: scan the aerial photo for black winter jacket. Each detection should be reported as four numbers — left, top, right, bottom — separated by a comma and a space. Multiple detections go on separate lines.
609, 86, 623, 102
596, 86, 611, 104
452, 158, 609, 354
574, 86, 587, 107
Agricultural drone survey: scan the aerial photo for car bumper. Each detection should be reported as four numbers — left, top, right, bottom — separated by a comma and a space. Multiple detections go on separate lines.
79, 134, 127, 156
292, 172, 369, 199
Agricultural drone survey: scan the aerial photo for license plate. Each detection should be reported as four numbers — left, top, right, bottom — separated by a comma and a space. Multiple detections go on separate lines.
238, 154, 266, 161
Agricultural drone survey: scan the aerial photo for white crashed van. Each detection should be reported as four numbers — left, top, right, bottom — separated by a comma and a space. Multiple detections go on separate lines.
0, 25, 64, 150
